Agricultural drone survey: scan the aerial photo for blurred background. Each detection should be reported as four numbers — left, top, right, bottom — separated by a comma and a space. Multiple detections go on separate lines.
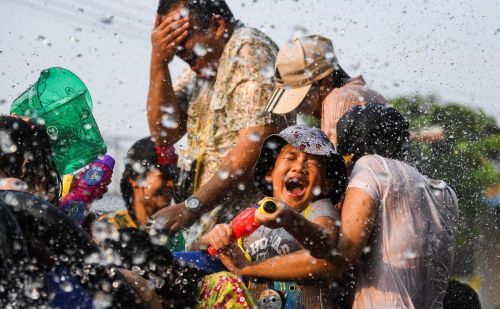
1, 0, 498, 307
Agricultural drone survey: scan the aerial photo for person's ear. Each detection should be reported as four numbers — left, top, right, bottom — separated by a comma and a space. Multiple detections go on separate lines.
264, 168, 274, 183
321, 178, 333, 197
154, 14, 161, 29
211, 15, 226, 39
129, 178, 139, 189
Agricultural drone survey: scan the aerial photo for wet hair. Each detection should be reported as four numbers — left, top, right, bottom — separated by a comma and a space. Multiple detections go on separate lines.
0, 116, 61, 201
157, 0, 235, 26
330, 64, 351, 88
254, 138, 347, 205
443, 279, 481, 309
120, 137, 178, 214
336, 103, 410, 162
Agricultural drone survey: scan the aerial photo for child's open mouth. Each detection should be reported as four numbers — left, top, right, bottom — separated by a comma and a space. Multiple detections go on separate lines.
285, 177, 306, 198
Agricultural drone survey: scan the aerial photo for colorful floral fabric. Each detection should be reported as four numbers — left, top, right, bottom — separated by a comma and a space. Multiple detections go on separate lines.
197, 271, 255, 309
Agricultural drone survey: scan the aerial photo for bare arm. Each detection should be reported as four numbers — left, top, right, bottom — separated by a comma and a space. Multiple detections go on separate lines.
217, 216, 340, 281
331, 188, 376, 270
255, 205, 338, 259
255, 188, 377, 274
152, 124, 279, 232
147, 14, 189, 146
232, 249, 337, 280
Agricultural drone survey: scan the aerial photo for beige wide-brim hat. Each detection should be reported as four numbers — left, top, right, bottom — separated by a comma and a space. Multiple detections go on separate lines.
264, 35, 338, 114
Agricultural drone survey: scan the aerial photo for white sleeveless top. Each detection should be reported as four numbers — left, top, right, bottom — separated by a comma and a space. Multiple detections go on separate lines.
348, 155, 458, 309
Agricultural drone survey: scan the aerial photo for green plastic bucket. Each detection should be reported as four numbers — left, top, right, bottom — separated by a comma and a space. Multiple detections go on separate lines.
10, 67, 107, 175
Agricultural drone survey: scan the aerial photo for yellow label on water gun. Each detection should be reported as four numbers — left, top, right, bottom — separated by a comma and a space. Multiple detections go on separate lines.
98, 210, 138, 229
61, 174, 73, 198
258, 197, 278, 215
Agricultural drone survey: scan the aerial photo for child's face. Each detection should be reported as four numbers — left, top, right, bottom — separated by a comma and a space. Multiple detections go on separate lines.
266, 144, 329, 211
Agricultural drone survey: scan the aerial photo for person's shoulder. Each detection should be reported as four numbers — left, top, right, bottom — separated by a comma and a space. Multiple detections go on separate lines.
326, 75, 387, 103
311, 198, 334, 209
230, 26, 278, 52
355, 154, 385, 166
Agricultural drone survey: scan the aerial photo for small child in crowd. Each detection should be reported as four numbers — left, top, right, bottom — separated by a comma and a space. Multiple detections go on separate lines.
198, 125, 347, 308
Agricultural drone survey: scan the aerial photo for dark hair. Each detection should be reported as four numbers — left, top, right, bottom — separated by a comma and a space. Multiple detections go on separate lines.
120, 137, 178, 213
254, 137, 347, 205
443, 279, 481, 309
330, 64, 351, 88
157, 0, 235, 26
0, 116, 61, 201
336, 103, 410, 162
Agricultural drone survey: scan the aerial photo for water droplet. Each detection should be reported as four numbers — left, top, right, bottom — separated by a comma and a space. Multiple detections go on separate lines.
200, 67, 215, 77
179, 7, 189, 17
160, 105, 175, 114
100, 15, 114, 25
93, 292, 112, 309
247, 131, 261, 142
0, 130, 17, 153
313, 185, 322, 196
161, 114, 179, 129
83, 123, 92, 130
61, 280, 74, 293
132, 161, 145, 174
260, 64, 274, 79
404, 249, 417, 259
193, 43, 207, 57
362, 246, 371, 253
26, 287, 40, 300
266, 141, 279, 150
218, 170, 229, 180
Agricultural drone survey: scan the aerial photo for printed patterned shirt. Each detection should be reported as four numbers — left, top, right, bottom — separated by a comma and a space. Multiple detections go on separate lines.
173, 26, 293, 245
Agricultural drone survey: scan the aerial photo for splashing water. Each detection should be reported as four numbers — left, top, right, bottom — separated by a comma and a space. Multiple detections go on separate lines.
0, 130, 18, 153
193, 43, 208, 57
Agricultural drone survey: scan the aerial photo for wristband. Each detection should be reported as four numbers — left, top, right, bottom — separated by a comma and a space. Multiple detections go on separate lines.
155, 145, 178, 166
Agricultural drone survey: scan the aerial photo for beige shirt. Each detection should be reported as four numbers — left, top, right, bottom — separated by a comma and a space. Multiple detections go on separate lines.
173, 26, 292, 245
348, 155, 458, 309
321, 76, 387, 144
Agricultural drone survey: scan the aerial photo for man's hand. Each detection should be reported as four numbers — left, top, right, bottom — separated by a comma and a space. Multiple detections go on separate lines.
151, 14, 189, 65
150, 202, 197, 233
254, 202, 292, 229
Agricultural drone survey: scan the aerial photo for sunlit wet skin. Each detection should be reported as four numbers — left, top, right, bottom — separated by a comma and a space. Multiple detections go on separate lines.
267, 144, 329, 212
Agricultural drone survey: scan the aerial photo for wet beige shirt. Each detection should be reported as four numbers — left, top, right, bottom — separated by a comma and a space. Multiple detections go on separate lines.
321, 76, 387, 144
348, 155, 459, 309
173, 26, 291, 245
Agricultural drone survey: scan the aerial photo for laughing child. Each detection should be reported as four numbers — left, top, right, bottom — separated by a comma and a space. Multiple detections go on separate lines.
199, 125, 347, 308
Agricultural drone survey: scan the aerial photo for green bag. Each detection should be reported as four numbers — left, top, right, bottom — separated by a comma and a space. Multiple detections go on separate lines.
11, 67, 107, 175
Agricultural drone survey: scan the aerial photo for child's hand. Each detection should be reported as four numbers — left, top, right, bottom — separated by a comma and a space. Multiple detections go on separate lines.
218, 247, 251, 276
205, 223, 234, 250
254, 202, 292, 229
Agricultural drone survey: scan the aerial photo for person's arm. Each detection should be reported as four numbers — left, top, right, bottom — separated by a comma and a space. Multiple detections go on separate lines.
254, 188, 377, 274
218, 216, 340, 280
254, 204, 338, 259
222, 248, 338, 280
147, 14, 189, 146
328, 187, 377, 271
151, 124, 278, 232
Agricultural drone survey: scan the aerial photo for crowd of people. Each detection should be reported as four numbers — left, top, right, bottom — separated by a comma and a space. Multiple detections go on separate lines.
0, 0, 482, 308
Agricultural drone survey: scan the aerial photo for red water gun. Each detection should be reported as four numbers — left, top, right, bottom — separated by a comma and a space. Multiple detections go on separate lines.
207, 197, 277, 256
